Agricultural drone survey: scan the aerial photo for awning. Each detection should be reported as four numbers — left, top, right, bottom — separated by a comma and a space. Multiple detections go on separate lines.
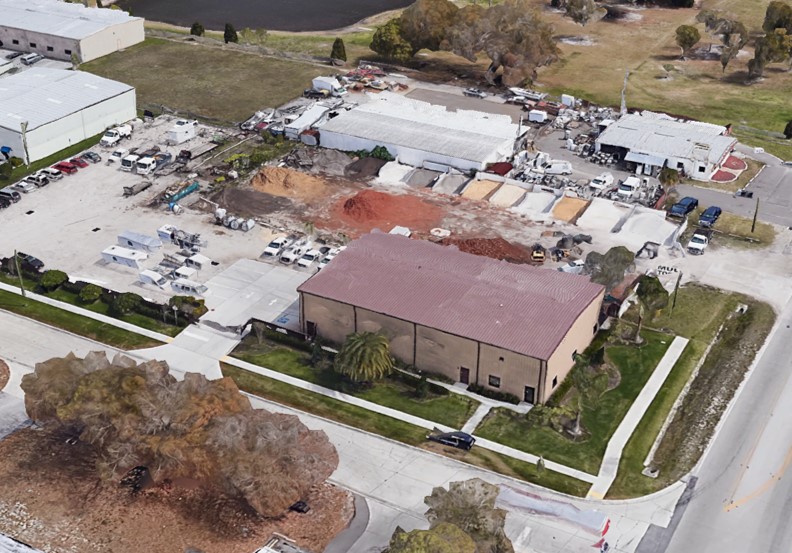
625, 151, 666, 167
0, 146, 11, 154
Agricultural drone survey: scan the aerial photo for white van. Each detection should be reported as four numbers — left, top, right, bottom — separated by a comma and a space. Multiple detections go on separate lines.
21, 53, 44, 65
171, 278, 208, 296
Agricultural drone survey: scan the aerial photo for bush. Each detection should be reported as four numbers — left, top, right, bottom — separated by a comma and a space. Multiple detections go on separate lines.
78, 283, 102, 304
40, 270, 68, 292
111, 292, 142, 316
0, 162, 10, 180
331, 37, 347, 62
467, 384, 521, 405
659, 167, 680, 186
8, 157, 24, 169
414, 374, 429, 399
190, 22, 205, 36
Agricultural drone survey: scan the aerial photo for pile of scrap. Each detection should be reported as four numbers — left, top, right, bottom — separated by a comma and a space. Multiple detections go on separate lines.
441, 237, 533, 264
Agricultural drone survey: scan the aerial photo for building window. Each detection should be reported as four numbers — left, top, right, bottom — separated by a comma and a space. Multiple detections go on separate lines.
677, 162, 684, 170
488, 375, 501, 388
698, 166, 706, 173
64, 49, 72, 55
12, 39, 19, 45
499, 356, 504, 362
572, 350, 578, 360
593, 324, 598, 335
46, 46, 53, 52
30, 43, 36, 48
552, 376, 558, 388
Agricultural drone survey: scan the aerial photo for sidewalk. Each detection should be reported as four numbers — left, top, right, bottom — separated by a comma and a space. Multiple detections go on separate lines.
587, 336, 690, 499
0, 281, 172, 344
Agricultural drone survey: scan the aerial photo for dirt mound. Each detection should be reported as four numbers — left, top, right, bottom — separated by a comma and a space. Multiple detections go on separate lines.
331, 189, 444, 235
0, 359, 7, 391
441, 237, 533, 264
345, 157, 387, 179
251, 166, 328, 202
210, 188, 294, 219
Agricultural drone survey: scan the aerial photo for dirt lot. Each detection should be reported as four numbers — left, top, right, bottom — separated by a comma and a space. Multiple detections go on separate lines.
81, 38, 331, 123
0, 427, 353, 553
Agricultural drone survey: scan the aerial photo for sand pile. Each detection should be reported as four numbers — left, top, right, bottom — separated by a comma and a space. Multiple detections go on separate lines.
461, 179, 502, 201
251, 166, 328, 202
332, 189, 443, 235
441, 237, 532, 264
345, 157, 387, 179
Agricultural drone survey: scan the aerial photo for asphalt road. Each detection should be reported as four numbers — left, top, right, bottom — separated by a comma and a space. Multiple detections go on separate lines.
652, 298, 792, 553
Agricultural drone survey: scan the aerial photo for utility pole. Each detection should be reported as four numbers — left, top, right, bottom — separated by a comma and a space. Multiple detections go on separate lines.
671, 271, 682, 313
751, 196, 759, 233
13, 250, 25, 298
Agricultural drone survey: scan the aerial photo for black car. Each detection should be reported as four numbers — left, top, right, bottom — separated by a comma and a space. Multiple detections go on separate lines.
289, 501, 310, 514
699, 205, 722, 227
427, 431, 476, 450
16, 252, 44, 271
668, 196, 699, 218
81, 151, 102, 164
5, 51, 23, 60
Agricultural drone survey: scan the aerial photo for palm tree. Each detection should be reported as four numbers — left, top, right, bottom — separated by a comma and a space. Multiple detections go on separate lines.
335, 332, 394, 383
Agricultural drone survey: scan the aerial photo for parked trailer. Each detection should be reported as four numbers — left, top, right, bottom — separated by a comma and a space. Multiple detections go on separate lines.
117, 230, 163, 253
164, 181, 200, 204
139, 269, 167, 288
101, 246, 148, 269
123, 181, 152, 197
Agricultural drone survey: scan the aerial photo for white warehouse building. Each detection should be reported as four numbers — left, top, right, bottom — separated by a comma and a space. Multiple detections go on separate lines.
317, 91, 523, 172
0, 68, 136, 164
595, 112, 737, 181
0, 0, 144, 63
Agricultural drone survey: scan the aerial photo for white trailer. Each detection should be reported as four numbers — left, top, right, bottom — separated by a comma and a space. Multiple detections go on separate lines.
165, 119, 197, 145
311, 76, 347, 97
117, 230, 163, 253
528, 110, 548, 123
102, 245, 148, 269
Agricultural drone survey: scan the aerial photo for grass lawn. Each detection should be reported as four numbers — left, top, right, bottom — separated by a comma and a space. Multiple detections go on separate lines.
81, 38, 332, 123
684, 158, 764, 194
680, 206, 777, 251
0, 288, 163, 350
233, 345, 479, 429
476, 330, 672, 475
222, 363, 590, 496
608, 285, 776, 497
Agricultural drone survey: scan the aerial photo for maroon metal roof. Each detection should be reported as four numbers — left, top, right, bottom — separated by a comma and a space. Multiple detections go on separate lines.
298, 233, 604, 360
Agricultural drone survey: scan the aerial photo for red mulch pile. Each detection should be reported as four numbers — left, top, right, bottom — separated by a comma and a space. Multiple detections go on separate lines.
441, 237, 532, 264
330, 189, 444, 235
723, 156, 747, 171
711, 170, 737, 183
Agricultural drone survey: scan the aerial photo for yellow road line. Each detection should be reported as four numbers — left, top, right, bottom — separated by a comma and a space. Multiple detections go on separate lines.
724, 444, 792, 512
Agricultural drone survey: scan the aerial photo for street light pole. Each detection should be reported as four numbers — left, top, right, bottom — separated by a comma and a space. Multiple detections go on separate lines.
13, 250, 25, 298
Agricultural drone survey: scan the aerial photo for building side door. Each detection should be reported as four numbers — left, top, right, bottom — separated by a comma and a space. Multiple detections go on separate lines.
459, 367, 470, 385
306, 321, 317, 338
524, 386, 536, 404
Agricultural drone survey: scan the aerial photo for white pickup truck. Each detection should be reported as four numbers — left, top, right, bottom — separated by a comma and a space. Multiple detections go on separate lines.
589, 172, 614, 191
100, 124, 132, 147
687, 228, 712, 255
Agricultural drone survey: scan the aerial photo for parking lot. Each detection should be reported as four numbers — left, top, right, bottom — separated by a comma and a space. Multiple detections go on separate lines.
0, 48, 71, 74
0, 116, 291, 304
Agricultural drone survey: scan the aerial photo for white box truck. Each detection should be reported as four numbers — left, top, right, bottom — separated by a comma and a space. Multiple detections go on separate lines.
311, 76, 347, 97
100, 125, 132, 147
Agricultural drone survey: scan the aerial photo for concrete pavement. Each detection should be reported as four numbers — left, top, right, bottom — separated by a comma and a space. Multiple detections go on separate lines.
588, 337, 690, 499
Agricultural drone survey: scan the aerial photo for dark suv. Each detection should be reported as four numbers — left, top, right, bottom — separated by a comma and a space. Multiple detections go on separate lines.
16, 252, 44, 271
427, 431, 476, 450
668, 196, 699, 219
699, 205, 722, 227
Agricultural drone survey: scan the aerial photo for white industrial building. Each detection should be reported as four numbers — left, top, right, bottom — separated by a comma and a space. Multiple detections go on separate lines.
0, 68, 136, 163
595, 112, 736, 181
317, 91, 523, 172
0, 0, 144, 63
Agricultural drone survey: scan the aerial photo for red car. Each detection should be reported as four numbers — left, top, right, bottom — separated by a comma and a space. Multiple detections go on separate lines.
69, 157, 89, 168
52, 161, 78, 174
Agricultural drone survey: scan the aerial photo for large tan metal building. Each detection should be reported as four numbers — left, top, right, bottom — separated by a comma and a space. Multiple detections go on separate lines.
298, 233, 605, 404
0, 0, 144, 63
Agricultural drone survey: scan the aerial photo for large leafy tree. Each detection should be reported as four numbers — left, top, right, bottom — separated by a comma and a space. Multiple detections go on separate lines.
697, 11, 748, 72
388, 523, 476, 553
424, 479, 514, 553
334, 332, 394, 382
370, 18, 416, 62
223, 23, 238, 44
763, 0, 792, 32
749, 28, 792, 78
675, 25, 701, 57
400, 0, 458, 52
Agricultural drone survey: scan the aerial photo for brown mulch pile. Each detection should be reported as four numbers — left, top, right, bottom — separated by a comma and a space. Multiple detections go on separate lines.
251, 166, 329, 203
329, 189, 444, 236
0, 427, 353, 553
441, 237, 533, 264
0, 360, 7, 391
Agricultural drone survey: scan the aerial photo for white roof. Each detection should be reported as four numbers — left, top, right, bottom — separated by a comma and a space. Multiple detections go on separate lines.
118, 230, 162, 248
285, 104, 330, 131
0, 68, 133, 132
318, 91, 520, 164
102, 245, 147, 260
0, 533, 44, 553
0, 0, 142, 40
597, 112, 736, 165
